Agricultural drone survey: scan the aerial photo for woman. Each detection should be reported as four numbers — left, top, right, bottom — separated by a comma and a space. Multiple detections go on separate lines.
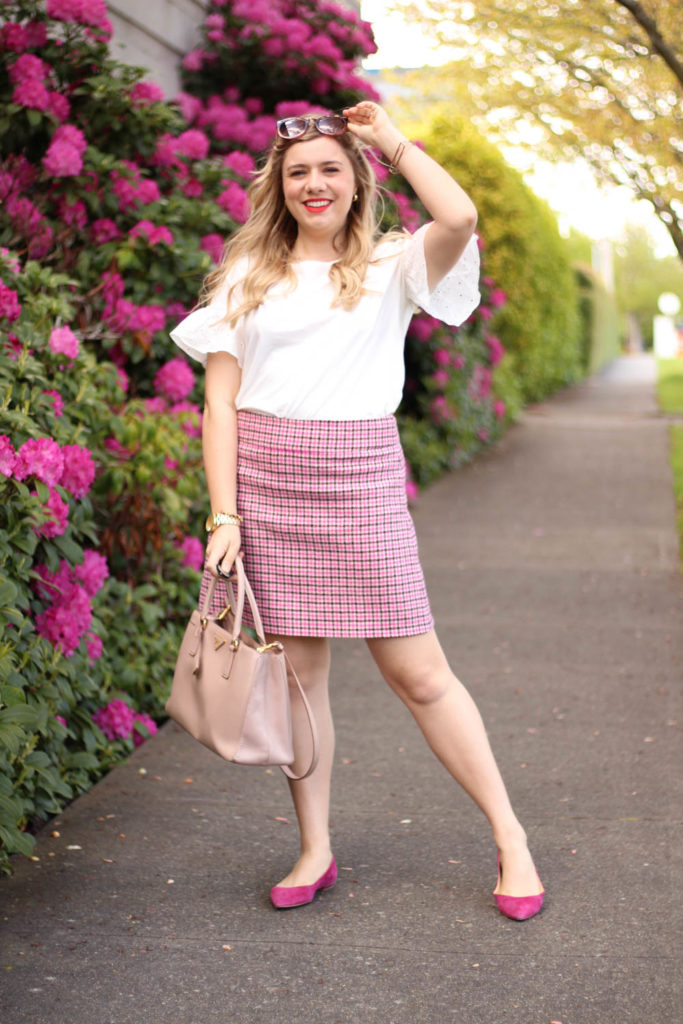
171, 100, 544, 920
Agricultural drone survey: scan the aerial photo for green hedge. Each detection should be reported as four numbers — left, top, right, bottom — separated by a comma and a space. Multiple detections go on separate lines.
575, 263, 621, 374
411, 114, 582, 404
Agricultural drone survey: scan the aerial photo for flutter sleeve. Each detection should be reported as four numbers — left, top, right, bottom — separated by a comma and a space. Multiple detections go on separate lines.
170, 267, 245, 367
401, 222, 480, 326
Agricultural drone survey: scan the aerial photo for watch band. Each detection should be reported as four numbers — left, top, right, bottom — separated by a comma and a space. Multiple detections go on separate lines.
206, 512, 242, 532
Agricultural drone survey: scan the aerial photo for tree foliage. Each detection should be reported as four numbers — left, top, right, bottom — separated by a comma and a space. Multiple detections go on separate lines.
400, 0, 683, 259
614, 224, 683, 345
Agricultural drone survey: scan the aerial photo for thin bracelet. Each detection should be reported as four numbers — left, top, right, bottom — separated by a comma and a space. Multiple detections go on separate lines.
389, 139, 411, 173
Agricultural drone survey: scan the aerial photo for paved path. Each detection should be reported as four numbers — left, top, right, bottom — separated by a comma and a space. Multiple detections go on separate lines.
2, 355, 681, 1024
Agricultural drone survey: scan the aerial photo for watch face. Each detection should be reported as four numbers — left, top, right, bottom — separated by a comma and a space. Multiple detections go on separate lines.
205, 513, 213, 531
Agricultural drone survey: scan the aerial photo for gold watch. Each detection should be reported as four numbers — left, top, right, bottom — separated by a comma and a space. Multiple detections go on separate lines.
205, 511, 242, 533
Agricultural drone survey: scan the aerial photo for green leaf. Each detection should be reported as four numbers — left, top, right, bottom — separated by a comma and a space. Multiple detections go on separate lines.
0, 579, 18, 608
0, 792, 22, 818
64, 751, 99, 770
0, 824, 35, 857
0, 685, 26, 706
12, 532, 38, 556
35, 481, 50, 504
53, 535, 84, 564
0, 704, 39, 729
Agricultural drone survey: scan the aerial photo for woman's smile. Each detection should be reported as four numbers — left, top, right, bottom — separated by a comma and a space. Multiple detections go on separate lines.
302, 198, 333, 213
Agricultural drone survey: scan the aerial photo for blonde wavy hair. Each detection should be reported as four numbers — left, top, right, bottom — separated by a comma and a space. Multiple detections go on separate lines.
203, 116, 396, 326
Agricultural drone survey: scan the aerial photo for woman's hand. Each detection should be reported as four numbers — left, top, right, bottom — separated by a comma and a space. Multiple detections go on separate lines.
342, 101, 398, 148
204, 523, 241, 577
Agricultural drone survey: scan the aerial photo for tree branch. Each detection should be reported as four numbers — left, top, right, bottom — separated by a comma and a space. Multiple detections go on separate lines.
615, 0, 683, 88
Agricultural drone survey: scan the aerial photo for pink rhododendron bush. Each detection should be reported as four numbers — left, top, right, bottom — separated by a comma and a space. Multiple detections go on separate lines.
0, 0, 513, 872
0, 0, 225, 871
0, 249, 203, 870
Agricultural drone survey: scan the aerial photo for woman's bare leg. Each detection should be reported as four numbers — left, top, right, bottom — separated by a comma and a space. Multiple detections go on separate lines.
270, 635, 336, 888
366, 630, 542, 897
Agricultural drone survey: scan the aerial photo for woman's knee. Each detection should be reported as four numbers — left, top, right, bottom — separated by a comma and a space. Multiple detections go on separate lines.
367, 632, 453, 705
387, 663, 451, 705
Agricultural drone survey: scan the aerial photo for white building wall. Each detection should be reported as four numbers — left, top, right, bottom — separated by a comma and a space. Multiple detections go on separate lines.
107, 1, 208, 97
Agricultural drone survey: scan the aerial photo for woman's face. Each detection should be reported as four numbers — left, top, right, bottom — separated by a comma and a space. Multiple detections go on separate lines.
281, 136, 357, 244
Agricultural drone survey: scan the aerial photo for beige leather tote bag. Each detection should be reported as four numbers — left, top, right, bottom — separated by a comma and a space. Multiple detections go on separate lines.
166, 556, 318, 780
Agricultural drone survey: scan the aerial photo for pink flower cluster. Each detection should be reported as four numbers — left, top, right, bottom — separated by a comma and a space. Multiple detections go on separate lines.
129, 220, 174, 246
200, 233, 224, 263
8, 52, 60, 114
43, 124, 88, 178
45, 0, 113, 39
394, 193, 421, 233
91, 217, 120, 244
154, 358, 195, 401
14, 437, 64, 485
0, 20, 48, 53
92, 699, 158, 746
49, 325, 79, 360
217, 180, 249, 222
1, 157, 54, 258
130, 81, 165, 106
56, 196, 87, 229
7, 436, 96, 527
34, 550, 108, 657
188, 95, 276, 153
178, 535, 204, 571
223, 150, 255, 178
60, 443, 96, 497
187, 0, 378, 104
36, 487, 70, 538
43, 390, 65, 417
0, 435, 16, 477
430, 395, 455, 424
111, 161, 161, 211
101, 271, 166, 337
409, 314, 441, 344
0, 282, 21, 322
486, 334, 505, 367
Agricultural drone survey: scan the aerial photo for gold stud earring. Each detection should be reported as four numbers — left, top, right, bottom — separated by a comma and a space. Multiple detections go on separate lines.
353, 192, 359, 202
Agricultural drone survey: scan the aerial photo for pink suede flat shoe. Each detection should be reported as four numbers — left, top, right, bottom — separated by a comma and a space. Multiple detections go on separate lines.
270, 857, 338, 909
493, 852, 544, 921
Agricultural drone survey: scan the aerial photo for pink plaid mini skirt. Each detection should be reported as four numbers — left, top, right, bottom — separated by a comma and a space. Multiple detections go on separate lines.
199, 410, 434, 638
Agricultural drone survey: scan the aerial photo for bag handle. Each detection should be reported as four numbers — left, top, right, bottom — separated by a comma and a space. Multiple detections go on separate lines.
200, 556, 266, 643
199, 558, 319, 781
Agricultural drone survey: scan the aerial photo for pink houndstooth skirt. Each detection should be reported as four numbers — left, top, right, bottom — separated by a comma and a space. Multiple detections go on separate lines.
199, 410, 434, 638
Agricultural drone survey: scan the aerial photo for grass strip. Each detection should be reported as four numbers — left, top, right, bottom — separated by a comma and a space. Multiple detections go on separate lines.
657, 359, 683, 567
657, 358, 683, 414
670, 426, 683, 568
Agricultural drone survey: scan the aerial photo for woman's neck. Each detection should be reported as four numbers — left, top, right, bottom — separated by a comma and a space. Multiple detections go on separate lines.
291, 231, 344, 263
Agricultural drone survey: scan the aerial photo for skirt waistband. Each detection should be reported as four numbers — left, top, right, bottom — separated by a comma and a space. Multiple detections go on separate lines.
237, 410, 400, 451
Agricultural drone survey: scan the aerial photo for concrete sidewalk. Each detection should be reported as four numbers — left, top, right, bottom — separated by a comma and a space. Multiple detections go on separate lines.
2, 354, 681, 1023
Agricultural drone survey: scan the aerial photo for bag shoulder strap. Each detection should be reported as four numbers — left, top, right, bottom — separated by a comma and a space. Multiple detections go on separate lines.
280, 652, 319, 782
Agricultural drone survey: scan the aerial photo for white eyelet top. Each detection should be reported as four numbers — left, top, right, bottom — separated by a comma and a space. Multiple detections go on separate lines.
170, 223, 480, 420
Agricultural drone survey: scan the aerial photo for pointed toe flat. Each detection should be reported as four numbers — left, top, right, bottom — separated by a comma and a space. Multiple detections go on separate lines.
270, 857, 338, 910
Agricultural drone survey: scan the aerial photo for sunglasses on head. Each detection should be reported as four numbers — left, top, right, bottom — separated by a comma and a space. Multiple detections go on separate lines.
276, 114, 348, 140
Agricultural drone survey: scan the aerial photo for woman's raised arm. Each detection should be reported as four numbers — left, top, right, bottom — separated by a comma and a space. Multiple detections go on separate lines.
343, 101, 478, 291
